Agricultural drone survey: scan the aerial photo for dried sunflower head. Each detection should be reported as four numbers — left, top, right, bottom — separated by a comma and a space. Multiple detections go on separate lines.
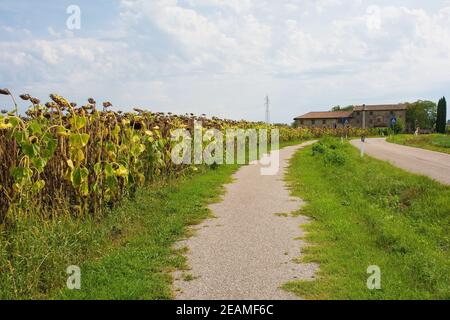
103, 101, 112, 108
130, 120, 143, 130
30, 97, 40, 105
45, 102, 58, 109
88, 98, 96, 104
50, 94, 71, 109
0, 88, 10, 95
20, 94, 31, 101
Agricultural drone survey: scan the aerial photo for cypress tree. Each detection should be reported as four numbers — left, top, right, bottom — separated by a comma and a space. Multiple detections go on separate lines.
436, 97, 447, 133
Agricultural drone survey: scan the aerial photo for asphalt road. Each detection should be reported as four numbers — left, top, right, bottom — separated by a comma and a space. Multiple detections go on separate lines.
350, 138, 450, 185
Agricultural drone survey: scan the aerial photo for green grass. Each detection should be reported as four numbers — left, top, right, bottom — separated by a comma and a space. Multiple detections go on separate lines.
1, 139, 307, 300
284, 138, 450, 300
387, 134, 450, 154
57, 164, 239, 299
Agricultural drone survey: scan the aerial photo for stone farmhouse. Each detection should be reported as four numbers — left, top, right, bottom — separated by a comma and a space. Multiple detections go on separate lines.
294, 104, 407, 129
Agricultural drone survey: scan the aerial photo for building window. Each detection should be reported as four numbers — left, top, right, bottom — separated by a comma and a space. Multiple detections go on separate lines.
312, 120, 315, 125
390, 111, 394, 115
322, 120, 326, 125
370, 111, 373, 116
300, 120, 304, 125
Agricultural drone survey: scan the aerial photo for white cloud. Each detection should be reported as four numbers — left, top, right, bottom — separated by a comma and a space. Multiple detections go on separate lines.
1, 0, 449, 122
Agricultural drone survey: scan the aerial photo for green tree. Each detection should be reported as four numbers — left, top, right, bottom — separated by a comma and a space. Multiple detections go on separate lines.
331, 105, 354, 112
331, 105, 341, 111
393, 117, 405, 134
436, 97, 447, 134
406, 100, 437, 131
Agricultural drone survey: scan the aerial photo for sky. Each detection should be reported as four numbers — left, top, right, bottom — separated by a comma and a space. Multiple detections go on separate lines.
1, 0, 449, 123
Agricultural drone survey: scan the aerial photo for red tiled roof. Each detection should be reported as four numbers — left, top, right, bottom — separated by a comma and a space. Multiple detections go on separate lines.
295, 104, 407, 120
353, 104, 407, 111
294, 111, 353, 120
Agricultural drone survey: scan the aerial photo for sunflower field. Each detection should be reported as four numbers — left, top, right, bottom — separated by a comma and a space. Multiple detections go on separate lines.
0, 89, 368, 225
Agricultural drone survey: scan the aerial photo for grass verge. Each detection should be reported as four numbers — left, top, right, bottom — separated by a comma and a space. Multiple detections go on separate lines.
387, 134, 450, 154
284, 138, 450, 300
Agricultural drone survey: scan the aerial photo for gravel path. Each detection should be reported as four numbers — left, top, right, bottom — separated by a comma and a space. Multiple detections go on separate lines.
351, 138, 450, 185
173, 142, 318, 300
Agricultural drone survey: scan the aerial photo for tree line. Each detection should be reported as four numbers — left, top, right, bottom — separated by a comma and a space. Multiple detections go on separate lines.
406, 98, 447, 133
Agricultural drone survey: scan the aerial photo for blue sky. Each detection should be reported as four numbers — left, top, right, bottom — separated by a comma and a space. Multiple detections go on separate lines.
1, 0, 449, 123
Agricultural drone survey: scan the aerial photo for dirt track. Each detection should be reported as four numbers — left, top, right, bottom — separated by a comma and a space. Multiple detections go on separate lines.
173, 142, 317, 300
351, 138, 450, 185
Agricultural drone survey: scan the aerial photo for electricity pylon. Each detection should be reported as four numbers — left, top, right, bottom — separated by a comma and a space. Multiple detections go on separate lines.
265, 95, 270, 124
